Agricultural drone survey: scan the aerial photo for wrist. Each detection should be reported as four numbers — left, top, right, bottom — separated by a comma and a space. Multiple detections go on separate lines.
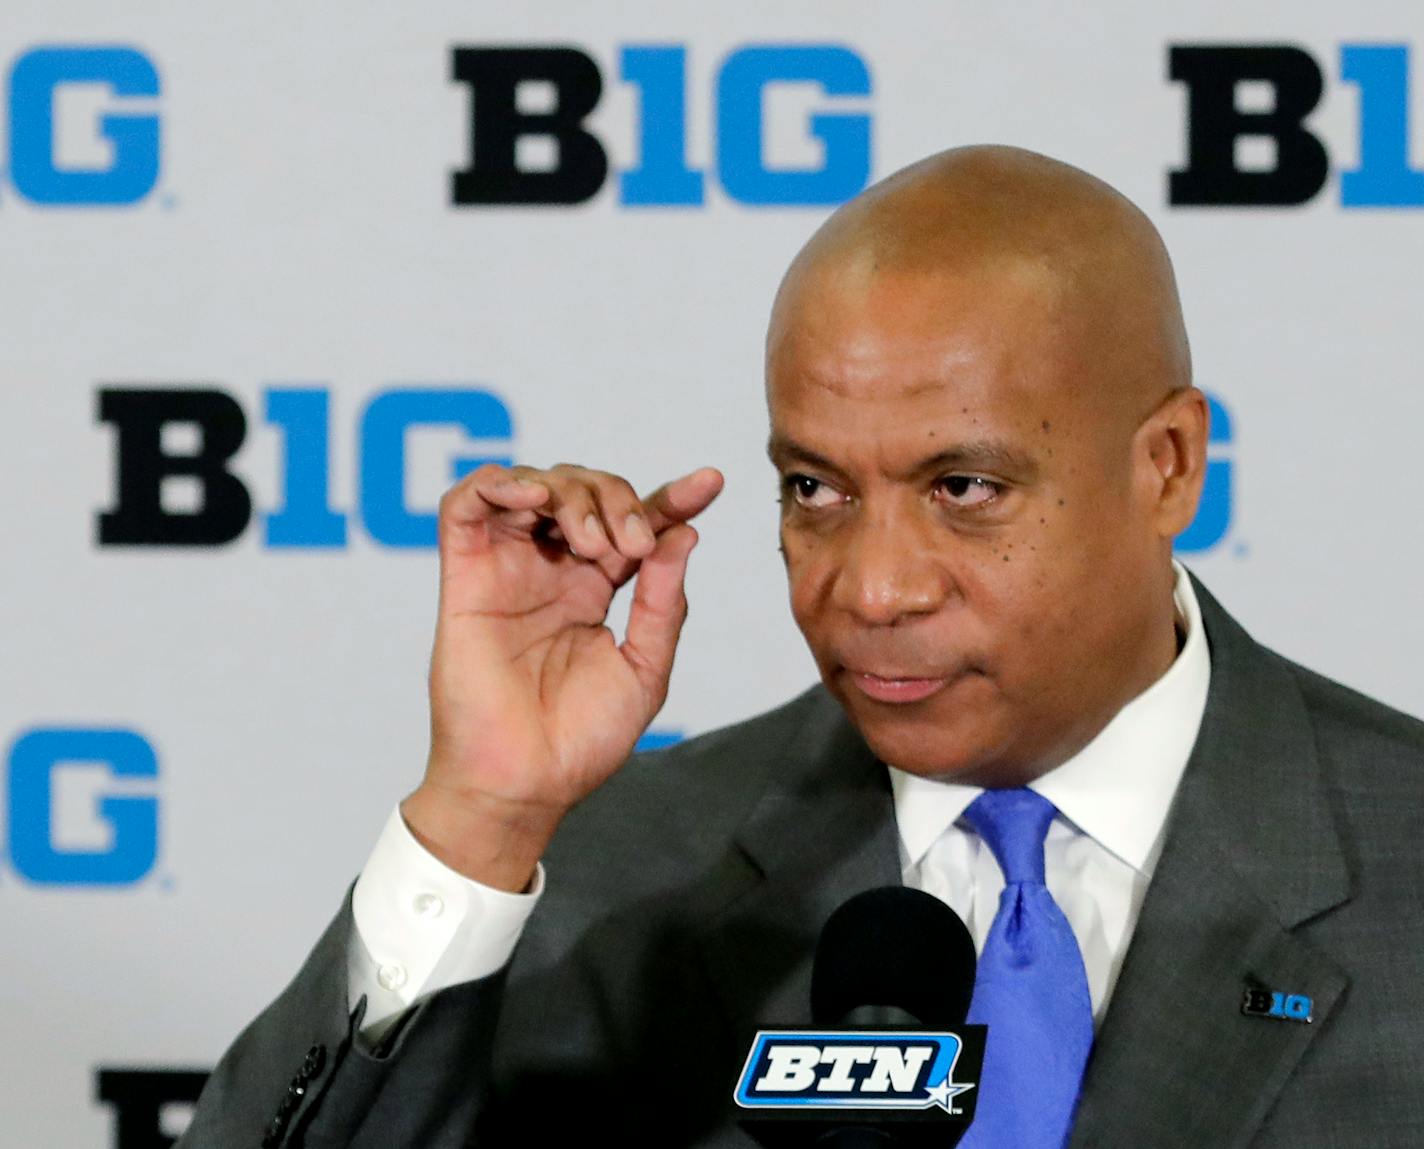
400, 783, 564, 893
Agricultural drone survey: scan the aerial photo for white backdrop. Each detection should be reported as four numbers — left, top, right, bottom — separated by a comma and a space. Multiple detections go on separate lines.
3, 3, 1422, 1145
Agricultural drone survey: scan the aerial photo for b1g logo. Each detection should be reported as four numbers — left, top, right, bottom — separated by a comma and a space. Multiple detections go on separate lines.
1176, 391, 1233, 554
97, 1068, 208, 1149
735, 1032, 975, 1113
97, 386, 515, 549
1171, 43, 1424, 207
1242, 988, 1314, 1022
5, 45, 161, 206
451, 43, 872, 207
4, 728, 160, 885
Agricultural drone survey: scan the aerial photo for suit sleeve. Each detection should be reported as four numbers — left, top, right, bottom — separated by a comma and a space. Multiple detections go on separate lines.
176, 891, 512, 1149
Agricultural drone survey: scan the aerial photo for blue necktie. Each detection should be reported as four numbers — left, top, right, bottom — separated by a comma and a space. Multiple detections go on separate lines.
958, 788, 1093, 1149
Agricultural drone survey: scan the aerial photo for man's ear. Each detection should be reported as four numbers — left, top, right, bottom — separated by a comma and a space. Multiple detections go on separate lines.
1137, 386, 1209, 539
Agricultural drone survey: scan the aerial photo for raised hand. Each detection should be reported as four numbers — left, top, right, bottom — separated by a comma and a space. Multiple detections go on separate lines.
400, 462, 724, 890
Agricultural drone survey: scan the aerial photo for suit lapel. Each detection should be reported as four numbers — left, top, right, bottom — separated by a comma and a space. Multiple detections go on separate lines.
696, 690, 902, 1038
1070, 577, 1351, 1148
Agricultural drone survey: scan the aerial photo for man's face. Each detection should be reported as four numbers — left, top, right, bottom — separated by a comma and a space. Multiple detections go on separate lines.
767, 262, 1175, 784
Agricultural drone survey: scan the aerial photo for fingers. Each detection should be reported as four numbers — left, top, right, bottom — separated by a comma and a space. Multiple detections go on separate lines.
565, 466, 659, 559
641, 467, 725, 534
619, 522, 699, 707
437, 465, 551, 555
439, 462, 722, 567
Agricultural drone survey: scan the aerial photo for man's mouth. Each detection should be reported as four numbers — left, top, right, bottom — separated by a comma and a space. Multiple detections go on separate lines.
845, 670, 951, 704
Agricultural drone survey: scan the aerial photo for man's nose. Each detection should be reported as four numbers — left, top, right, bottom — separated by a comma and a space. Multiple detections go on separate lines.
829, 504, 950, 626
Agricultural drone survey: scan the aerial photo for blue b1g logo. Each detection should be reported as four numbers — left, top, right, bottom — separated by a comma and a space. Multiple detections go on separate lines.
6, 45, 161, 206
5, 728, 160, 885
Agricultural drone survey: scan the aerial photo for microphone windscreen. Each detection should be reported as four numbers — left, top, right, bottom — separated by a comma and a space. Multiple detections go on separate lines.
810, 886, 976, 1029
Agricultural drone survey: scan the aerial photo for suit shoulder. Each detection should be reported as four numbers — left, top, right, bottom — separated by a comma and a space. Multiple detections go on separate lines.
547, 682, 835, 866
1281, 654, 1424, 789
1193, 574, 1424, 778
630, 681, 833, 774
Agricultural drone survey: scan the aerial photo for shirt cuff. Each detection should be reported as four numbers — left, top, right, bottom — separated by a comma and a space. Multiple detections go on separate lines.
349, 804, 545, 1032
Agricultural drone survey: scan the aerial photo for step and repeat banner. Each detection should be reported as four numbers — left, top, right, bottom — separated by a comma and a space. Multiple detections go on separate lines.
4, 2, 1422, 1145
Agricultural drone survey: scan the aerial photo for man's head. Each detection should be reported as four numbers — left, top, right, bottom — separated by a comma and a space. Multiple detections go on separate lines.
765, 145, 1207, 787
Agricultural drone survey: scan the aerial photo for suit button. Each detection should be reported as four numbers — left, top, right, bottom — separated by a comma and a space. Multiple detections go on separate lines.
302, 1043, 326, 1078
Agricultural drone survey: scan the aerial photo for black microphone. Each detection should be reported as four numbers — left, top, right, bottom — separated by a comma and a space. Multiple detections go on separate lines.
812, 886, 977, 1029
734, 887, 987, 1148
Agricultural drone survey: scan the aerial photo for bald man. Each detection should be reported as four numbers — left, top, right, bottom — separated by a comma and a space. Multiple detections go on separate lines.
182, 148, 1424, 1148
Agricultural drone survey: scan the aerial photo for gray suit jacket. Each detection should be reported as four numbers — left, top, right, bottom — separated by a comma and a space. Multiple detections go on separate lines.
181, 577, 1424, 1147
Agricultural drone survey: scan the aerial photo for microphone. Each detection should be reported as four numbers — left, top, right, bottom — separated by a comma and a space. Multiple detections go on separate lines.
812, 886, 977, 1029
735, 887, 987, 1148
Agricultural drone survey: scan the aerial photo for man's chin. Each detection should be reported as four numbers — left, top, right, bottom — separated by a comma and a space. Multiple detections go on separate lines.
829, 675, 1013, 782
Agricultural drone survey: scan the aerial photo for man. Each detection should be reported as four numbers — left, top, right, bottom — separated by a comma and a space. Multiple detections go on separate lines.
180, 146, 1424, 1148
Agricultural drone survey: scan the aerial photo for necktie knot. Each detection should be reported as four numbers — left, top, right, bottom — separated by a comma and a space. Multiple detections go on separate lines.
962, 787, 1057, 886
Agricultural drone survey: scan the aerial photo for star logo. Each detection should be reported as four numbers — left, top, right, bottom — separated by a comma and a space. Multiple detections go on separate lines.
925, 1077, 974, 1112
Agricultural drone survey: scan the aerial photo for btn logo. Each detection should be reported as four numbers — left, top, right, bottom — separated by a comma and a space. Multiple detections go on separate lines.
1171, 42, 1424, 207
5, 728, 160, 886
451, 43, 872, 207
735, 1032, 974, 1113
5, 45, 161, 206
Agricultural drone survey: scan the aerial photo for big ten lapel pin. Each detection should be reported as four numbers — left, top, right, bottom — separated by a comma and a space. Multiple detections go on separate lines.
1241, 985, 1315, 1024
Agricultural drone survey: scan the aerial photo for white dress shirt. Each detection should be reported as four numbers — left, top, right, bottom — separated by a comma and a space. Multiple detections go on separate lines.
349, 562, 1210, 1035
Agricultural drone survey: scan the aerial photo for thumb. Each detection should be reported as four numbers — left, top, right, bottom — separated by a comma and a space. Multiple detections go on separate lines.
619, 522, 699, 710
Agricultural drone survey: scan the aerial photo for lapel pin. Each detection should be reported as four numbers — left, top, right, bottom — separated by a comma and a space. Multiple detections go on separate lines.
1242, 987, 1313, 1023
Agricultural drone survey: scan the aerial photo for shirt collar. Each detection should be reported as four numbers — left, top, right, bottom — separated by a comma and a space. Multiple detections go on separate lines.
888, 560, 1212, 878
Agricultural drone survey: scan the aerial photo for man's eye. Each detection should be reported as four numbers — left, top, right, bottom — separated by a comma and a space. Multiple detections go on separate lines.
937, 475, 1000, 508
781, 474, 839, 508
